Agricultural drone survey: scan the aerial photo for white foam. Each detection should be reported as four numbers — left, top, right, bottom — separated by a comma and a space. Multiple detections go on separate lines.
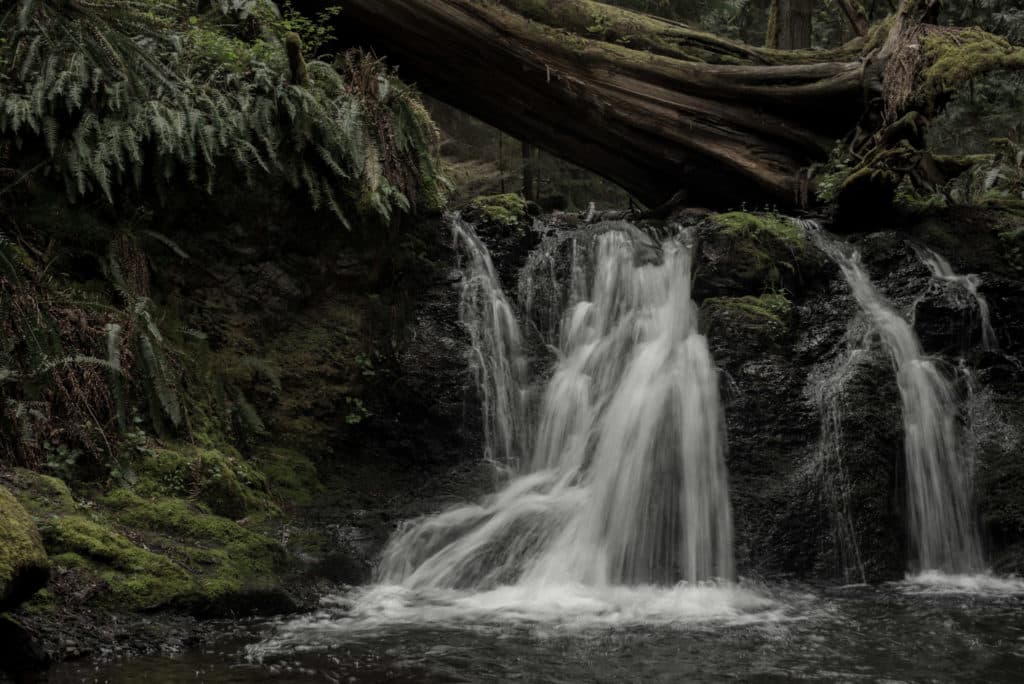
898, 571, 1024, 596
246, 582, 795, 661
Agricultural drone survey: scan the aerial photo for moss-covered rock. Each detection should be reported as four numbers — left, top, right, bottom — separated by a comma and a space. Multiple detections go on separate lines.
0, 486, 49, 611
696, 212, 820, 298
37, 496, 293, 615
464, 193, 529, 230
101, 490, 291, 613
132, 445, 277, 520
42, 515, 198, 611
4, 468, 76, 519
701, 294, 794, 348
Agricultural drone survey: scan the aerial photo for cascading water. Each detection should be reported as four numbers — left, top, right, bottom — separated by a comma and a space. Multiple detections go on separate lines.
913, 245, 998, 351
809, 226, 983, 574
452, 216, 529, 471
377, 219, 734, 591
809, 343, 869, 585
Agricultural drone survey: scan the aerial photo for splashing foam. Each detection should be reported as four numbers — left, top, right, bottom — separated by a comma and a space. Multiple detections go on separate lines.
899, 571, 1024, 596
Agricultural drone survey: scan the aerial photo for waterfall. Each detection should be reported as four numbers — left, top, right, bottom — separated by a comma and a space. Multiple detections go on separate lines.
809, 226, 983, 574
809, 345, 868, 584
378, 219, 734, 589
452, 215, 529, 471
913, 245, 998, 351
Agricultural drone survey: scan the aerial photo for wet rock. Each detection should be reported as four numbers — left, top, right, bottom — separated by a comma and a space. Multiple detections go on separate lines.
463, 194, 541, 290
694, 212, 825, 300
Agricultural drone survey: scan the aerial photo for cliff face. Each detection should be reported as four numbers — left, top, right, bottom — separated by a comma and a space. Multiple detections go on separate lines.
460, 204, 1024, 582
697, 207, 1024, 580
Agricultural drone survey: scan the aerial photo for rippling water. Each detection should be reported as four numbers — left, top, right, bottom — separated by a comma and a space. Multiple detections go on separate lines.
47, 577, 1024, 683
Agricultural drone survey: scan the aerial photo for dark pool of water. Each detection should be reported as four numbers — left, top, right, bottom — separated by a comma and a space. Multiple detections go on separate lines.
45, 577, 1024, 683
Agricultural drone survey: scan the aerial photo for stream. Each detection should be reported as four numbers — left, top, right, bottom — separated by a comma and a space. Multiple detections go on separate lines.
45, 575, 1024, 682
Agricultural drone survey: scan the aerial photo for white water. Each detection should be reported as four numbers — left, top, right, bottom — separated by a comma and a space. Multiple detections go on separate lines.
913, 245, 998, 351
452, 216, 529, 470
810, 228, 983, 575
378, 221, 735, 597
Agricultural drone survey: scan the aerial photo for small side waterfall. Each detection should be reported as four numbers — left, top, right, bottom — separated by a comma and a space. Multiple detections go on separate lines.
810, 227, 983, 574
809, 345, 869, 584
378, 220, 734, 590
452, 216, 529, 470
913, 245, 998, 351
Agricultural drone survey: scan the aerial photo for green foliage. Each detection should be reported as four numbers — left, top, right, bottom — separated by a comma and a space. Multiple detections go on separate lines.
0, 0, 447, 227
280, 1, 343, 57
815, 142, 855, 205
945, 140, 1024, 204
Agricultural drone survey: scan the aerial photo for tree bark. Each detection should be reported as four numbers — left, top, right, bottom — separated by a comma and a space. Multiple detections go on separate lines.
771, 0, 815, 50
332, 0, 862, 207
321, 0, 1024, 209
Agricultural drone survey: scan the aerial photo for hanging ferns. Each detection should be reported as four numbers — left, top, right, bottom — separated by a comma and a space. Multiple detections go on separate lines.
0, 0, 448, 227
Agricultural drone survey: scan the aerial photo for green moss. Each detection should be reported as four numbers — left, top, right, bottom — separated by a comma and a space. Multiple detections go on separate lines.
707, 212, 814, 292
713, 212, 806, 248
133, 445, 277, 519
16, 587, 58, 616
42, 515, 199, 611
493, 0, 855, 65
702, 294, 793, 343
919, 29, 1024, 112
256, 447, 322, 505
466, 193, 529, 229
0, 486, 49, 610
100, 490, 288, 602
7, 468, 76, 519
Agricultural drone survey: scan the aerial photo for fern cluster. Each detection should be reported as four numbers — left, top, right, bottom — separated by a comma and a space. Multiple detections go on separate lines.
0, 0, 448, 470
1, 0, 447, 227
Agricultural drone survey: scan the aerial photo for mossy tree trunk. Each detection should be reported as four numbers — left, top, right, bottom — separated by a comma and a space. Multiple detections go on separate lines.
322, 0, 1024, 210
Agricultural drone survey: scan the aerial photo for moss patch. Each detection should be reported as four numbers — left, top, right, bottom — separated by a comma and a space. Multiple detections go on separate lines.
42, 515, 199, 611
0, 486, 49, 611
101, 490, 288, 608
36, 492, 291, 614
132, 445, 277, 520
465, 193, 529, 229
699, 212, 817, 297
5, 468, 76, 519
256, 447, 323, 506
702, 294, 794, 346
919, 29, 1024, 114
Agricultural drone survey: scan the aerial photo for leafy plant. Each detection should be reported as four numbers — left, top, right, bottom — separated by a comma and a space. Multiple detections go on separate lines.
1, 0, 447, 228
279, 1, 343, 57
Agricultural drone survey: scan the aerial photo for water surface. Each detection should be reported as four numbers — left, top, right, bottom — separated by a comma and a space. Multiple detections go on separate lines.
48, 577, 1024, 683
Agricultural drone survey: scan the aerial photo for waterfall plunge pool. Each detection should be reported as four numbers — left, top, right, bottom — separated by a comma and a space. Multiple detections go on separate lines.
44, 577, 1024, 682
42, 219, 1024, 682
